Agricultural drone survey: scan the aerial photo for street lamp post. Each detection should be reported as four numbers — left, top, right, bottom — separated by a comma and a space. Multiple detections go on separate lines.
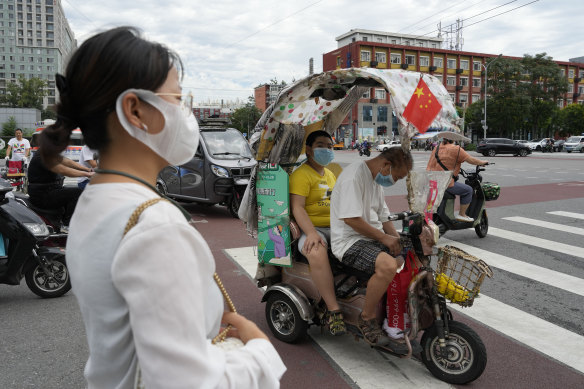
481, 54, 502, 140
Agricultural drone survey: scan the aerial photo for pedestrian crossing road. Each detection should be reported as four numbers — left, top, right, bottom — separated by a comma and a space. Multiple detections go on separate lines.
225, 207, 584, 388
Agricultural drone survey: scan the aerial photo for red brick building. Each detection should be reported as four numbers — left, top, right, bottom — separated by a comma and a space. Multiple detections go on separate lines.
322, 29, 584, 142
254, 83, 286, 112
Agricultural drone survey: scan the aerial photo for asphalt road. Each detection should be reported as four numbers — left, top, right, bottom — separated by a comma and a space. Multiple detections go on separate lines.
1, 149, 583, 388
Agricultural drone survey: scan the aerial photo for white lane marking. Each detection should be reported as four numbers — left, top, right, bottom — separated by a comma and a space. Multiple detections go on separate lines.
525, 176, 538, 179
440, 239, 584, 297
500, 174, 516, 177
503, 216, 584, 236
488, 227, 584, 259
224, 246, 451, 389
449, 295, 584, 374
548, 211, 584, 220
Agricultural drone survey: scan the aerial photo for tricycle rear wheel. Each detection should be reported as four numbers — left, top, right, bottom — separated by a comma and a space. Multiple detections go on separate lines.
420, 320, 487, 384
265, 291, 308, 343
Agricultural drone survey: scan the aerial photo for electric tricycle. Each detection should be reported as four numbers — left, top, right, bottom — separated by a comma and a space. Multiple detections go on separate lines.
240, 68, 493, 384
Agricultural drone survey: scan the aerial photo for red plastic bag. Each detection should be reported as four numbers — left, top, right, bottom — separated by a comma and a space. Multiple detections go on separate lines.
386, 251, 419, 336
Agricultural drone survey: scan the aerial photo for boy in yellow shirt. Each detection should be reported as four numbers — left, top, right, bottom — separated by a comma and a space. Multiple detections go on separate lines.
289, 130, 345, 336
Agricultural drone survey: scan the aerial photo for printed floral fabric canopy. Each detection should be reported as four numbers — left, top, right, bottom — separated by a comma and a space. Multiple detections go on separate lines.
254, 67, 462, 162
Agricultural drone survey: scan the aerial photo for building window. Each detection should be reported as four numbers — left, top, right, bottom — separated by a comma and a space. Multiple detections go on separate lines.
460, 77, 468, 86
360, 50, 371, 62
405, 55, 415, 65
418, 42, 424, 47
363, 105, 373, 121
472, 78, 481, 87
375, 52, 386, 63
390, 53, 401, 64
433, 57, 443, 68
447, 58, 456, 69
473, 61, 482, 71
404, 40, 409, 46
449, 93, 455, 102
419, 56, 429, 67
362, 89, 370, 99
459, 94, 468, 105
460, 60, 469, 70
447, 76, 456, 86
377, 106, 388, 121
557, 99, 563, 108
46, 6, 53, 14
568, 85, 573, 93
580, 70, 584, 78
362, 36, 368, 41
377, 37, 382, 42
579, 86, 584, 94
472, 94, 481, 103
375, 89, 386, 99
391, 39, 396, 44
336, 56, 341, 67
432, 43, 437, 48
568, 69, 574, 79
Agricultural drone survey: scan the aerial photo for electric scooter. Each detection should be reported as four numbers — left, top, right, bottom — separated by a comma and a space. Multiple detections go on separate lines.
432, 164, 499, 238
0, 178, 71, 298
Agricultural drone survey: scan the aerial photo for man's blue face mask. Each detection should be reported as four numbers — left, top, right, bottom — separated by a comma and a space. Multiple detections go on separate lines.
375, 165, 395, 187
312, 148, 335, 166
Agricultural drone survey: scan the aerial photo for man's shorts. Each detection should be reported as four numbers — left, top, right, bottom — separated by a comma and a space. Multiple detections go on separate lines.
341, 239, 391, 276
297, 227, 330, 256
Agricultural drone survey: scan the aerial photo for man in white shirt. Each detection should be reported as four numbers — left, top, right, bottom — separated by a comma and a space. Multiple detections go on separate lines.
6, 128, 31, 161
78, 145, 98, 189
330, 147, 413, 350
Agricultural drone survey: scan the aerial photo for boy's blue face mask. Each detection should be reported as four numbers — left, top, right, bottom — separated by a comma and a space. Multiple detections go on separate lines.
312, 148, 335, 166
375, 165, 395, 187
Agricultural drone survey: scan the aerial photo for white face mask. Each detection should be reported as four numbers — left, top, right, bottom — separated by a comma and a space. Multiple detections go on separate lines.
116, 89, 199, 166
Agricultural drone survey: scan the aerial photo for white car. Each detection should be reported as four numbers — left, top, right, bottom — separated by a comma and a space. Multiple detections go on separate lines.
376, 140, 401, 151
525, 138, 548, 151
564, 136, 584, 153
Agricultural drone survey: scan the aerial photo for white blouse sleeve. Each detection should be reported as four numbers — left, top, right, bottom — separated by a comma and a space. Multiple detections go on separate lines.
111, 207, 286, 388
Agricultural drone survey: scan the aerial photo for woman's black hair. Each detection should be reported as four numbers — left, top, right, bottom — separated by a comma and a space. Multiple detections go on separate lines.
40, 26, 182, 164
305, 130, 332, 146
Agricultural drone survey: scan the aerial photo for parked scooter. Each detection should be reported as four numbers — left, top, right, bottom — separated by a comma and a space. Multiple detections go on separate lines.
0, 178, 70, 298
432, 164, 499, 238
259, 211, 492, 384
12, 191, 68, 247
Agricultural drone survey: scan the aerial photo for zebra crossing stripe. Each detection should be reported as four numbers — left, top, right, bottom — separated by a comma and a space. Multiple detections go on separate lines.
502, 216, 584, 236
449, 295, 584, 374
440, 239, 584, 298
548, 211, 584, 220
488, 227, 584, 259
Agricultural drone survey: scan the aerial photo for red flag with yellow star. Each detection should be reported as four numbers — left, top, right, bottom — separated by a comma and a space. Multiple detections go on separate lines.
402, 78, 442, 134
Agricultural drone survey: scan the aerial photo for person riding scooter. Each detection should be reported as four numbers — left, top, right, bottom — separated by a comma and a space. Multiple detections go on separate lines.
330, 147, 413, 351
289, 130, 345, 336
426, 139, 487, 222
27, 148, 93, 232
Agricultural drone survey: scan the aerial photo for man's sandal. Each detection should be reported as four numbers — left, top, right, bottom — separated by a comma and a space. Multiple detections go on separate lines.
326, 310, 346, 336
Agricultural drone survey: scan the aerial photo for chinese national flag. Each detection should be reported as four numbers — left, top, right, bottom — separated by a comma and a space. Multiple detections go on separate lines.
402, 78, 442, 134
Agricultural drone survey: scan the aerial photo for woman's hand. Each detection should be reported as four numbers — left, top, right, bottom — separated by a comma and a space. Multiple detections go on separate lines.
221, 312, 269, 344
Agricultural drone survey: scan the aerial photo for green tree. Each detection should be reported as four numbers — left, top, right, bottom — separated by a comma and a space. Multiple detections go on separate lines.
231, 99, 263, 135
2, 116, 18, 137
42, 107, 57, 121
559, 103, 584, 136
1, 75, 48, 110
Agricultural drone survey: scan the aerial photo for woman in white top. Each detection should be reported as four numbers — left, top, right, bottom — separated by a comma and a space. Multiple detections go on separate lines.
38, 27, 285, 388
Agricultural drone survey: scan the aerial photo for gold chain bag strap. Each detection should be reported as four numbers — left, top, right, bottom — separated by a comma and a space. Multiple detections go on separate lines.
125, 199, 243, 389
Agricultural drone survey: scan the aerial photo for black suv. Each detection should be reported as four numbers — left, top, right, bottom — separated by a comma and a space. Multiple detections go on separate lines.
476, 138, 531, 157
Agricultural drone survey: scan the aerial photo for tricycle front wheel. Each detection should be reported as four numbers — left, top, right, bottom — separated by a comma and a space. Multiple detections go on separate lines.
420, 320, 487, 384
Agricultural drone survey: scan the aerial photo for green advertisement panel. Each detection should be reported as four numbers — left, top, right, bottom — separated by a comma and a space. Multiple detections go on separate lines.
257, 164, 291, 267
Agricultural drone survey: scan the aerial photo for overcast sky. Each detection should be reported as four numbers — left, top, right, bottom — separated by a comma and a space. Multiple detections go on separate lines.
61, 0, 582, 103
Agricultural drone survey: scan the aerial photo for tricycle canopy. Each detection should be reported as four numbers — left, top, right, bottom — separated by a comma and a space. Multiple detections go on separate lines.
252, 67, 463, 164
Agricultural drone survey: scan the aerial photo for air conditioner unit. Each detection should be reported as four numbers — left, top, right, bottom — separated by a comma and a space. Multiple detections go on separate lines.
429, 66, 437, 72
575, 77, 582, 83
456, 68, 464, 74
400, 63, 408, 70
370, 98, 378, 103
370, 60, 378, 68
456, 85, 463, 91
574, 92, 581, 98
